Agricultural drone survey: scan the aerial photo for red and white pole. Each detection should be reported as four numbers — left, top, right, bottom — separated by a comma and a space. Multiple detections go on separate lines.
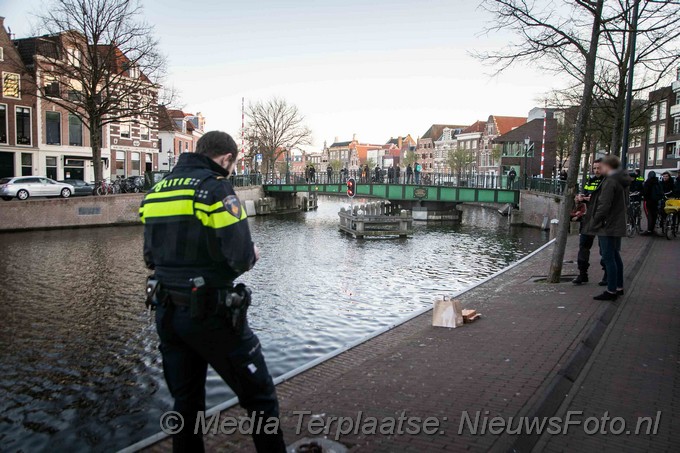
540, 107, 547, 178
241, 97, 245, 173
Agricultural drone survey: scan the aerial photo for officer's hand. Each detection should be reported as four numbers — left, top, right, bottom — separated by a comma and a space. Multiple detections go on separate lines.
253, 244, 260, 263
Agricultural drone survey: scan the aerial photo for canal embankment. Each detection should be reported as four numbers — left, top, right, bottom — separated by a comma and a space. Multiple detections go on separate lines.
0, 186, 265, 232
134, 233, 652, 453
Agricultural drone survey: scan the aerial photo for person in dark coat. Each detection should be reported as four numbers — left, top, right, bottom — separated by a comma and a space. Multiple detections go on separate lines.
406, 164, 413, 184
395, 165, 401, 183
641, 171, 663, 235
387, 165, 394, 184
326, 165, 333, 183
583, 155, 630, 301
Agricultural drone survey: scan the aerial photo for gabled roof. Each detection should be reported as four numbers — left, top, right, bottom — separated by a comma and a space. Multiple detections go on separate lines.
461, 120, 486, 134
158, 105, 179, 132
492, 116, 527, 135
330, 141, 353, 148
421, 124, 468, 141
493, 118, 557, 144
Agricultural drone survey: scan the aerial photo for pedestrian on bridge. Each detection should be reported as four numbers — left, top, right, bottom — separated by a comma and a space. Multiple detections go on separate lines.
507, 168, 517, 189
415, 162, 422, 184
395, 165, 401, 184
326, 165, 333, 183
388, 165, 395, 184
406, 164, 413, 184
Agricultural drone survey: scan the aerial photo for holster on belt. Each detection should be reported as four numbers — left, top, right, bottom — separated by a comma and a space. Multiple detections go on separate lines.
145, 276, 161, 310
217, 283, 252, 335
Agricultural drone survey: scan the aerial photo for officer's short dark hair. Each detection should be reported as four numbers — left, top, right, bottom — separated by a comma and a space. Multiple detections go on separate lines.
593, 158, 603, 164
195, 131, 238, 158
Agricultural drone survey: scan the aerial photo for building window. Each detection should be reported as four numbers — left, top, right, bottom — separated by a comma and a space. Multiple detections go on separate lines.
130, 152, 141, 176
69, 114, 83, 146
658, 124, 665, 141
177, 140, 182, 153
659, 101, 667, 121
44, 75, 60, 97
46, 111, 61, 145
21, 153, 32, 176
2, 72, 20, 99
140, 125, 149, 141
647, 146, 654, 164
67, 79, 82, 102
46, 156, 58, 180
120, 122, 131, 138
67, 48, 81, 67
115, 151, 126, 176
0, 104, 6, 144
673, 117, 680, 136
16, 107, 31, 145
648, 126, 656, 144
650, 104, 658, 122
656, 146, 664, 165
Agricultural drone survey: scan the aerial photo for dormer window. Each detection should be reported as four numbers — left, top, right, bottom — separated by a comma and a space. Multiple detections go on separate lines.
123, 62, 140, 79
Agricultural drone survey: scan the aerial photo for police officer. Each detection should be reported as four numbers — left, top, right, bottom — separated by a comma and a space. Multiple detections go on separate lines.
572, 158, 606, 285
140, 131, 285, 453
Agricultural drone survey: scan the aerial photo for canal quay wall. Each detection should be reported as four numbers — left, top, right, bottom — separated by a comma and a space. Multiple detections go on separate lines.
0, 186, 265, 232
513, 190, 563, 229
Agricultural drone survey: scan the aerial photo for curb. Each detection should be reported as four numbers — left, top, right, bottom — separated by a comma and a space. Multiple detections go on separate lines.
507, 240, 651, 453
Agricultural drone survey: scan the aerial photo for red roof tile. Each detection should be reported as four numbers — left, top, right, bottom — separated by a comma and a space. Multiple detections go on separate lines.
493, 116, 527, 135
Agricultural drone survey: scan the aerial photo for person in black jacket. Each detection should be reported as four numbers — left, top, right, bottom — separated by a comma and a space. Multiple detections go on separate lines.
140, 131, 285, 453
641, 171, 663, 235
583, 155, 630, 301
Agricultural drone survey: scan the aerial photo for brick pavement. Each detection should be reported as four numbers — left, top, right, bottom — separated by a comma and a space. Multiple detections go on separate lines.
142, 234, 653, 453
539, 238, 680, 453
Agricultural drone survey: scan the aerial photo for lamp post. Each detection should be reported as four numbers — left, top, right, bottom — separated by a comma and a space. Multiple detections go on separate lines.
166, 150, 173, 171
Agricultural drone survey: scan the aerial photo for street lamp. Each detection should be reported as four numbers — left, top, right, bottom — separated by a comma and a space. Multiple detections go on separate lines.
166, 150, 173, 170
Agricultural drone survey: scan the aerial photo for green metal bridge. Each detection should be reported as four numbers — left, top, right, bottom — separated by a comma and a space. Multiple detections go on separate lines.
263, 182, 520, 205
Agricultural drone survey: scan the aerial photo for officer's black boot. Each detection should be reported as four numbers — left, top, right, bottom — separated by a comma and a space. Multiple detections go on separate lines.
572, 273, 589, 285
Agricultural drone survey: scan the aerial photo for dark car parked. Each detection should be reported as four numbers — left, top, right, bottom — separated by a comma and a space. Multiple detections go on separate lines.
59, 179, 94, 196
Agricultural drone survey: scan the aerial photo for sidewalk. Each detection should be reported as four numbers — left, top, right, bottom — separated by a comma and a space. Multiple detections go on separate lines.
540, 238, 680, 452
143, 234, 663, 452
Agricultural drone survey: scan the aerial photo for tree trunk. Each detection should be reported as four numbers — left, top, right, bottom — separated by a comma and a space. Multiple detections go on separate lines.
547, 0, 605, 283
90, 117, 103, 182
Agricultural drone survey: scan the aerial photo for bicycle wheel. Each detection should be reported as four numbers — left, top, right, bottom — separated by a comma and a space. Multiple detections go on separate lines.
666, 215, 674, 240
626, 221, 635, 238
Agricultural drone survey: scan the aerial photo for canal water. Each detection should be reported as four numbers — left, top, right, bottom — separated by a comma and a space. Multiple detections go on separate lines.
0, 199, 547, 451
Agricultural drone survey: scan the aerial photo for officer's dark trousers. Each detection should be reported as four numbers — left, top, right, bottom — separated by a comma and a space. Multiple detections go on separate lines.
577, 233, 606, 278
156, 304, 285, 453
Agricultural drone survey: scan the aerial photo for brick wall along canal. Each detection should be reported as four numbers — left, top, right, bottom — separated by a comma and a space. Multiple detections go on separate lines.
0, 199, 547, 451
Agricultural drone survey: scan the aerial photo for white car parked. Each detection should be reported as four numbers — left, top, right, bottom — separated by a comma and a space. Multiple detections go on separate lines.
0, 176, 75, 201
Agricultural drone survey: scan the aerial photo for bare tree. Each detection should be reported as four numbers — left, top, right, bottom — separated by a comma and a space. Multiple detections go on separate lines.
447, 147, 474, 182
246, 98, 312, 181
478, 0, 607, 283
17, 0, 169, 182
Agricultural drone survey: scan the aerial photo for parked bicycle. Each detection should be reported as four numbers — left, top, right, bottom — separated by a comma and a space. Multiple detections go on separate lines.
663, 197, 680, 240
627, 191, 642, 238
94, 180, 114, 196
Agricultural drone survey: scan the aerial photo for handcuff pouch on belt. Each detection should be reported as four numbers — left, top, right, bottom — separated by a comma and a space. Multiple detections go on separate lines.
216, 283, 252, 335
145, 276, 161, 310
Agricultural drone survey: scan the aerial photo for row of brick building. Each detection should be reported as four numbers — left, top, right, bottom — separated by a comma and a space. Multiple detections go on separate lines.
296, 70, 680, 180
0, 16, 205, 182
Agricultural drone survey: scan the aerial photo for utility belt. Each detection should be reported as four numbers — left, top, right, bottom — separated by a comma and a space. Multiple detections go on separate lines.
146, 276, 252, 334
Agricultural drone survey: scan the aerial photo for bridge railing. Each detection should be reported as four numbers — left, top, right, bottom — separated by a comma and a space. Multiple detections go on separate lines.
266, 171, 522, 190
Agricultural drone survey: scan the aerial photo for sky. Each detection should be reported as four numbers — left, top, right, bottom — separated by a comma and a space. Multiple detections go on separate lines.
1, 0, 568, 150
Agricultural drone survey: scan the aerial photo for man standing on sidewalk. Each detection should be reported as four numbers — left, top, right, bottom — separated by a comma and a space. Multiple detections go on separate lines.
584, 155, 630, 301
572, 158, 605, 285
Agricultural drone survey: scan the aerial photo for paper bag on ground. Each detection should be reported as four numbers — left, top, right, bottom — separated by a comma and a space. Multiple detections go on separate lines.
432, 297, 464, 328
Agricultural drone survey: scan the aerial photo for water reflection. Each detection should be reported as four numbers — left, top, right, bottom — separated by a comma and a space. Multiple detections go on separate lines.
0, 198, 546, 451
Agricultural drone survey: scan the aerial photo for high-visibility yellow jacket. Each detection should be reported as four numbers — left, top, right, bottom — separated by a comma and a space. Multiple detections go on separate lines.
139, 153, 254, 289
